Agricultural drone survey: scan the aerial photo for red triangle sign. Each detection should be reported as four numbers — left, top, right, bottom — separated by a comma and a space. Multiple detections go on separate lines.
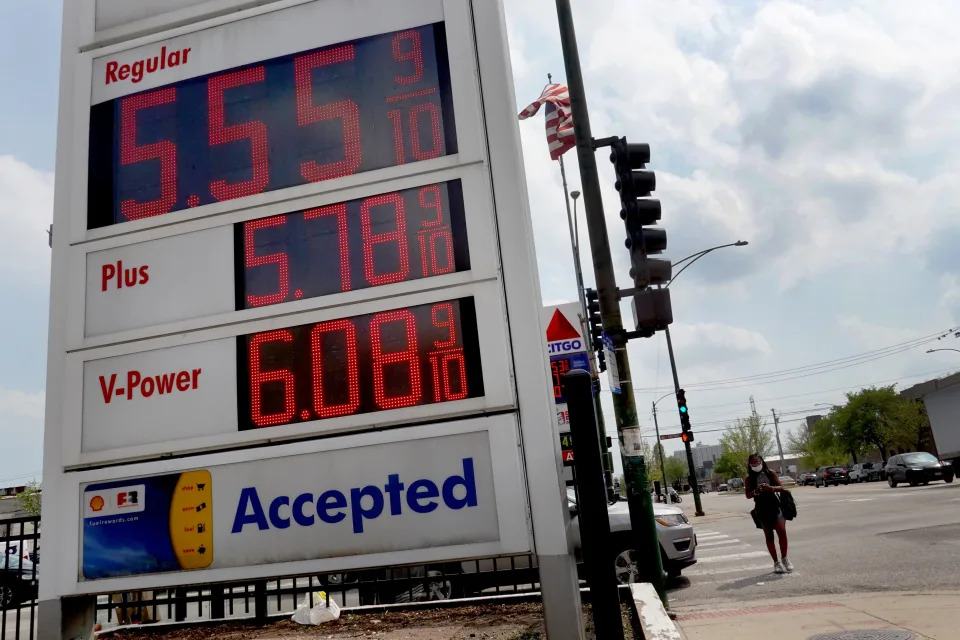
545, 309, 581, 341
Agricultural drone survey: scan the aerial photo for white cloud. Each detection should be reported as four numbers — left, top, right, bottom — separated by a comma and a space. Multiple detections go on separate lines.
0, 387, 44, 424
670, 322, 772, 364
0, 155, 54, 285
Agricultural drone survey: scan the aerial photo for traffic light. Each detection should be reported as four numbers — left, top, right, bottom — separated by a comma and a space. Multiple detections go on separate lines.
677, 388, 692, 432
610, 138, 671, 289
680, 431, 694, 444
609, 137, 673, 335
585, 288, 606, 372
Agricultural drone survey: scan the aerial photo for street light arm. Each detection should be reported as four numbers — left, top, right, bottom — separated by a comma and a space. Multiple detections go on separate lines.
927, 348, 960, 354
668, 241, 747, 287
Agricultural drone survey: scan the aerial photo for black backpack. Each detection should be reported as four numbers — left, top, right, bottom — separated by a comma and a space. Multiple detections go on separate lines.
778, 489, 797, 520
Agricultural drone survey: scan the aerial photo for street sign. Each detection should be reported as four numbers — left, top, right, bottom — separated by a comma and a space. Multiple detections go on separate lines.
42, 2, 580, 626
602, 332, 621, 394
659, 433, 683, 440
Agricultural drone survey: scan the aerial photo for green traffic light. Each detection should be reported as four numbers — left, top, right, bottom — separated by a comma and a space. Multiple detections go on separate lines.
679, 406, 687, 413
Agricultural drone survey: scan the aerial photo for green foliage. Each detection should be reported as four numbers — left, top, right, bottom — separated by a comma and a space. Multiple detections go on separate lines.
17, 481, 41, 517
717, 414, 775, 475
663, 457, 688, 485
793, 387, 932, 465
712, 451, 745, 480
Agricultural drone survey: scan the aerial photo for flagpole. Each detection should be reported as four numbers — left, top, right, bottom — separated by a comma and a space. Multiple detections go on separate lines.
550, 74, 592, 375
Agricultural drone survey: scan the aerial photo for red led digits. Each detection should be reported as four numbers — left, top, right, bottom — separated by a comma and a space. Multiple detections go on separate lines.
410, 103, 443, 161
361, 193, 410, 286
416, 187, 453, 276
370, 310, 422, 409
310, 319, 360, 418
392, 30, 424, 85
244, 216, 290, 306
304, 203, 351, 292
387, 110, 405, 166
119, 88, 178, 220
208, 66, 270, 201
249, 330, 297, 427
419, 186, 443, 227
295, 46, 362, 182
428, 303, 467, 402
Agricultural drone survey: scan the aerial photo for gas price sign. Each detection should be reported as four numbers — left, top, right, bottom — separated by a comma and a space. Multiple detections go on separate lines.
88, 22, 456, 228
238, 180, 469, 308
238, 297, 483, 429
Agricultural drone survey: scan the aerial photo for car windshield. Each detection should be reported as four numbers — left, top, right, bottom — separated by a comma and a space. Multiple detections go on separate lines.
862, 463, 874, 469
902, 453, 938, 464
827, 467, 843, 472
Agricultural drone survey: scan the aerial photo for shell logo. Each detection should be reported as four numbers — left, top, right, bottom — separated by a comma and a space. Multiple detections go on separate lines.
90, 495, 105, 512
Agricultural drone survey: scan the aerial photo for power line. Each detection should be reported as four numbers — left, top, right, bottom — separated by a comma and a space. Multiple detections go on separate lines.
633, 328, 954, 394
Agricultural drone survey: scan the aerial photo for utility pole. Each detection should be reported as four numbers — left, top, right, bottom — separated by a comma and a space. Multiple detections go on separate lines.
663, 323, 704, 516
651, 402, 667, 487
555, 0, 665, 600
771, 409, 786, 476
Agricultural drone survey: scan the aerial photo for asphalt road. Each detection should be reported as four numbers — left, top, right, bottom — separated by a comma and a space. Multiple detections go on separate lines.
668, 480, 960, 606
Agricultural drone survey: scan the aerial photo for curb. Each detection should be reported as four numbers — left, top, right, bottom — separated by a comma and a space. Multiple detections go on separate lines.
629, 583, 686, 640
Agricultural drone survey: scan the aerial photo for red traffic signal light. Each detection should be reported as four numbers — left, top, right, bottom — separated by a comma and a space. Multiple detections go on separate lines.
680, 431, 694, 444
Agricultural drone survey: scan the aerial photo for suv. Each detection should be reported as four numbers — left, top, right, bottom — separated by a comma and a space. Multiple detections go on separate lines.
849, 462, 880, 483
815, 466, 849, 487
885, 453, 955, 487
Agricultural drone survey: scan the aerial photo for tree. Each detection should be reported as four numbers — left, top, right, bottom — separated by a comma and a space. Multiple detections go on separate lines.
663, 457, 688, 487
788, 417, 847, 468
713, 451, 745, 480
719, 414, 774, 465
17, 481, 41, 517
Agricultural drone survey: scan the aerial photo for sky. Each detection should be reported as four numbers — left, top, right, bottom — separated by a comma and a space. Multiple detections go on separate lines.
2, 0, 960, 485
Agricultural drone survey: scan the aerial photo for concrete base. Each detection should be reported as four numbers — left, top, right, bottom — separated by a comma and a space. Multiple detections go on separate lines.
37, 596, 96, 640
537, 553, 586, 640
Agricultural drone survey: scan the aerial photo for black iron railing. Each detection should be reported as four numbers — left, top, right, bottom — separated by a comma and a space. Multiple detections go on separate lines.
95, 554, 542, 627
0, 515, 40, 640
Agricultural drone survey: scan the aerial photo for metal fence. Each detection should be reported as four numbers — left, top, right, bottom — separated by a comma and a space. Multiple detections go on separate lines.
1, 516, 40, 640
96, 554, 542, 627
1, 514, 546, 638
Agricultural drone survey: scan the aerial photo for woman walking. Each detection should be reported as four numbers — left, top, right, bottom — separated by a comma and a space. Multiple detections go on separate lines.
745, 453, 793, 574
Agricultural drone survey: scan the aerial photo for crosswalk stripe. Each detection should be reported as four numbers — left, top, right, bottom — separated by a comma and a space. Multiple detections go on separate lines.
696, 534, 729, 540
695, 551, 768, 564
687, 563, 772, 576
697, 539, 741, 548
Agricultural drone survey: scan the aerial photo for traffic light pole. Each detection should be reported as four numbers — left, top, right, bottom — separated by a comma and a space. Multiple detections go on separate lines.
555, 0, 665, 599
663, 321, 705, 516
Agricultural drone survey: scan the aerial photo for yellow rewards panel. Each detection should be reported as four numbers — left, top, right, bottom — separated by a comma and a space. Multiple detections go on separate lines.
170, 470, 213, 570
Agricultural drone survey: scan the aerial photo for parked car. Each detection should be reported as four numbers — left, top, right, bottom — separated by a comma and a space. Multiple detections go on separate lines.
718, 483, 729, 492
815, 466, 850, 487
1, 545, 38, 610
799, 472, 818, 486
344, 490, 699, 603
779, 475, 797, 486
849, 462, 881, 483
885, 452, 955, 487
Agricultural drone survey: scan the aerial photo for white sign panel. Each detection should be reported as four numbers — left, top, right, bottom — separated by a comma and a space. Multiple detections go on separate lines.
85, 227, 235, 336
78, 423, 522, 582
82, 338, 238, 453
94, 0, 244, 32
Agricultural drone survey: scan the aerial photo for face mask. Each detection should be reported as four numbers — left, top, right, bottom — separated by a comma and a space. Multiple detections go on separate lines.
750, 464, 762, 472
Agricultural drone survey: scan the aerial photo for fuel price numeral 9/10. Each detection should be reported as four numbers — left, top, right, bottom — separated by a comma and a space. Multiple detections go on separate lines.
239, 298, 483, 431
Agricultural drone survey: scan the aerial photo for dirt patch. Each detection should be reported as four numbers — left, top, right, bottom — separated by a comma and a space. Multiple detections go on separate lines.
105, 601, 636, 640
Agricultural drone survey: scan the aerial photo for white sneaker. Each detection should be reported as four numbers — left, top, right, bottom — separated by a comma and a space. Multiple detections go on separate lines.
774, 560, 786, 574
782, 557, 794, 572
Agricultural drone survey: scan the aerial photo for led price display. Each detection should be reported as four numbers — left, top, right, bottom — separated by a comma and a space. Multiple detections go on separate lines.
550, 352, 590, 404
237, 298, 483, 430
88, 23, 456, 228
237, 180, 468, 309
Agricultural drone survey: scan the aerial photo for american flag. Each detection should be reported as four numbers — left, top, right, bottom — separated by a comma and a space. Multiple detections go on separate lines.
519, 83, 575, 160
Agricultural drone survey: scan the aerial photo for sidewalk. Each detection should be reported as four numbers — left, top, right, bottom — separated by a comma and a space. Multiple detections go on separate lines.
673, 591, 960, 640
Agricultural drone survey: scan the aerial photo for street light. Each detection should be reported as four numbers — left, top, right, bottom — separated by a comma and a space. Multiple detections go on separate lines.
650, 391, 674, 492
659, 240, 749, 517
927, 348, 960, 355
